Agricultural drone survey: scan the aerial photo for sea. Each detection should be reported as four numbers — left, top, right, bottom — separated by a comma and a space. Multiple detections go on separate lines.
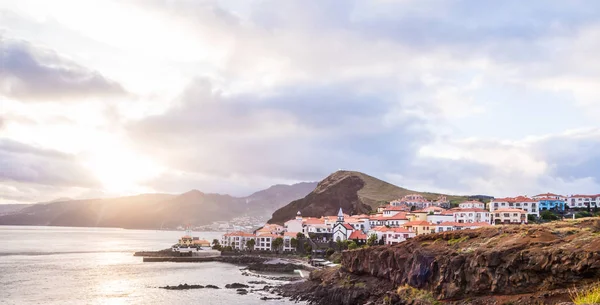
0, 226, 303, 305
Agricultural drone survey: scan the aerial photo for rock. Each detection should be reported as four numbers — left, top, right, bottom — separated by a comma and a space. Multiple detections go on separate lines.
205, 285, 219, 289
225, 283, 250, 289
248, 280, 268, 284
159, 283, 204, 290
260, 296, 283, 300
236, 288, 248, 295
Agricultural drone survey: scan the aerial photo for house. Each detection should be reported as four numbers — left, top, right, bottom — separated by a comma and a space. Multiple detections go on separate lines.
254, 234, 279, 251
383, 227, 416, 245
459, 201, 486, 209
451, 208, 491, 224
192, 237, 211, 248
284, 211, 304, 233
368, 214, 388, 227
565, 195, 600, 209
282, 232, 297, 252
536, 196, 566, 211
533, 193, 566, 201
426, 213, 454, 225
402, 221, 435, 235
348, 230, 368, 244
383, 205, 406, 217
393, 194, 432, 208
436, 221, 491, 232
332, 208, 355, 242
256, 224, 285, 236
221, 232, 256, 250
490, 196, 540, 217
384, 212, 409, 227
492, 208, 527, 225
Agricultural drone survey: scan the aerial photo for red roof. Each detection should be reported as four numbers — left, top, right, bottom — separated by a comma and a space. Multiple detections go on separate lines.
390, 227, 413, 233
284, 232, 299, 237
384, 206, 407, 211
348, 231, 367, 240
342, 223, 354, 230
494, 208, 527, 213
492, 196, 537, 203
453, 208, 488, 213
369, 215, 388, 221
570, 194, 600, 198
386, 212, 408, 220
534, 193, 561, 197
403, 221, 432, 226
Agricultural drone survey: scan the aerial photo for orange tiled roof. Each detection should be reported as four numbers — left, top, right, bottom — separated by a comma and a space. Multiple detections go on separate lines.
224, 231, 255, 237
494, 208, 527, 213
403, 221, 432, 226
348, 231, 367, 240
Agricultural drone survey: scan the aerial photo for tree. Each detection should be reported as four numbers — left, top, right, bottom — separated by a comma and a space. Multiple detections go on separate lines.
308, 232, 316, 239
541, 210, 559, 221
222, 246, 233, 252
272, 237, 284, 252
348, 241, 358, 250
527, 214, 537, 223
212, 239, 222, 250
246, 239, 255, 251
304, 243, 312, 254
325, 248, 335, 257
367, 234, 378, 246
296, 232, 304, 239
212, 239, 220, 246
336, 239, 345, 251
291, 238, 298, 248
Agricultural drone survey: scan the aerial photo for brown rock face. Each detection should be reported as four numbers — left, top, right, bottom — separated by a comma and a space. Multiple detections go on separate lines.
268, 171, 373, 224
342, 219, 600, 300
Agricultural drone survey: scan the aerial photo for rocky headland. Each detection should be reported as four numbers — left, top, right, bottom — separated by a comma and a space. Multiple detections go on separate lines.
279, 218, 600, 305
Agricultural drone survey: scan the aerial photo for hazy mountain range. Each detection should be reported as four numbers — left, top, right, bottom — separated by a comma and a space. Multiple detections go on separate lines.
0, 182, 317, 229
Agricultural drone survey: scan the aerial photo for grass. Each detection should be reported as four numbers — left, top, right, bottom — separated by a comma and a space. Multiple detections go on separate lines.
448, 236, 469, 246
396, 285, 439, 304
571, 283, 600, 304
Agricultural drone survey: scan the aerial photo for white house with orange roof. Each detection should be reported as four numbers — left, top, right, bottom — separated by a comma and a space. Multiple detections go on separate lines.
490, 196, 539, 217
451, 207, 491, 224
383, 212, 409, 227
383, 205, 406, 217
565, 194, 600, 209
426, 213, 454, 225
380, 227, 416, 245
221, 231, 256, 250
491, 208, 527, 224
394, 194, 432, 208
533, 193, 566, 201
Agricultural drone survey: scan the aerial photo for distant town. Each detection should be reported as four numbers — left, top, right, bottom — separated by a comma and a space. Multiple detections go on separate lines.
211, 193, 600, 253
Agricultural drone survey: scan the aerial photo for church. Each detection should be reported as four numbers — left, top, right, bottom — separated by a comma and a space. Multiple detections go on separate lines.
332, 208, 356, 242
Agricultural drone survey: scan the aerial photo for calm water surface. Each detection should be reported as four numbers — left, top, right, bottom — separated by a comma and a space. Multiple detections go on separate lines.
0, 226, 302, 305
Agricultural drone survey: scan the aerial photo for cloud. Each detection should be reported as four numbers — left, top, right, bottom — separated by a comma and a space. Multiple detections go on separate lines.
0, 139, 99, 187
128, 78, 432, 184
0, 39, 127, 101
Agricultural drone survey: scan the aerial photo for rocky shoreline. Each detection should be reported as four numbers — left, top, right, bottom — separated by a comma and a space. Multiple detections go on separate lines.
277, 218, 600, 305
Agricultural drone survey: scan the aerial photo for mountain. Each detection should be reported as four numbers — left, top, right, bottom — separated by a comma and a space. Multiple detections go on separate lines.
0, 204, 33, 215
267, 170, 468, 224
0, 182, 317, 229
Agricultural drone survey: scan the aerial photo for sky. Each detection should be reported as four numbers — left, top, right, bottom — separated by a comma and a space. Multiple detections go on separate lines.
1, 0, 600, 204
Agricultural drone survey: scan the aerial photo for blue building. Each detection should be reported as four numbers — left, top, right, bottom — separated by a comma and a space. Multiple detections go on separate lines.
537, 199, 566, 211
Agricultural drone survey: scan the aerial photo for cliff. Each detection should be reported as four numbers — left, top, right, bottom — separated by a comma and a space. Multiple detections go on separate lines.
268, 170, 467, 224
281, 218, 600, 305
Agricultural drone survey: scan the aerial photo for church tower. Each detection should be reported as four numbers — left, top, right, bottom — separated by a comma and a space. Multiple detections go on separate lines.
296, 210, 302, 221
337, 207, 344, 223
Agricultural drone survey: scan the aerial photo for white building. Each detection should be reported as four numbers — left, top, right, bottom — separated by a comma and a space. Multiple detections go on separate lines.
533, 193, 566, 201
436, 221, 491, 232
426, 213, 454, 225
451, 208, 491, 224
282, 232, 297, 252
254, 234, 278, 251
458, 201, 486, 209
284, 211, 304, 233
490, 196, 539, 217
221, 232, 256, 250
565, 195, 600, 209
492, 208, 528, 225
332, 208, 355, 242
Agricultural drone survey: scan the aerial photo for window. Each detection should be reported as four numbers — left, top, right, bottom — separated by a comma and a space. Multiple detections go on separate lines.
513, 213, 518, 217
523, 203, 528, 206
501, 203, 506, 206
504, 213, 509, 217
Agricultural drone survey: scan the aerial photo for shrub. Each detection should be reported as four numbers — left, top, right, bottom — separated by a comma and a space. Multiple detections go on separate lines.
325, 248, 335, 257
447, 236, 469, 246
348, 241, 358, 250
541, 210, 559, 221
571, 283, 600, 305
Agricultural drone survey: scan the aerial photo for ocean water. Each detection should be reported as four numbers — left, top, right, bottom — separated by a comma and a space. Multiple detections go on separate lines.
0, 226, 302, 305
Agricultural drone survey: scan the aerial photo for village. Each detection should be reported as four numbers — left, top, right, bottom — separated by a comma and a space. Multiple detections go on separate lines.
213, 193, 600, 253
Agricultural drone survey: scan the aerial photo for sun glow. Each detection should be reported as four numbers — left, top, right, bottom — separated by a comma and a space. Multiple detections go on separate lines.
84, 148, 163, 194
